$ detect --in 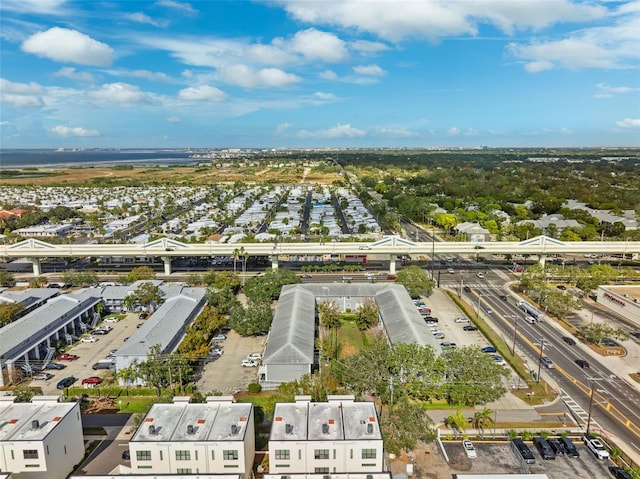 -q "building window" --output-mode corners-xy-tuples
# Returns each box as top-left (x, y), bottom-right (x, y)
(175, 450), (191, 461)
(315, 467), (330, 473)
(275, 449), (290, 460)
(177, 468), (192, 474)
(315, 449), (330, 460)
(223, 450), (238, 460)
(23, 450), (39, 460)
(362, 449), (377, 459)
(211, 451), (215, 460)
(136, 450), (152, 461)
